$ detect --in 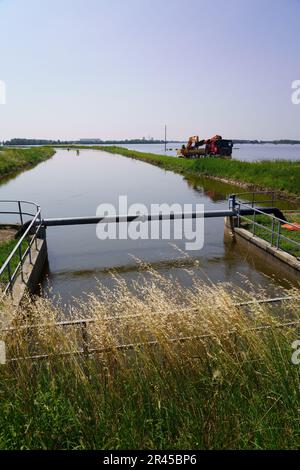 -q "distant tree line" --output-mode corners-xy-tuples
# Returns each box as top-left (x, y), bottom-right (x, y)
(2, 138), (167, 146)
(2, 138), (300, 146)
(233, 139), (300, 144)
